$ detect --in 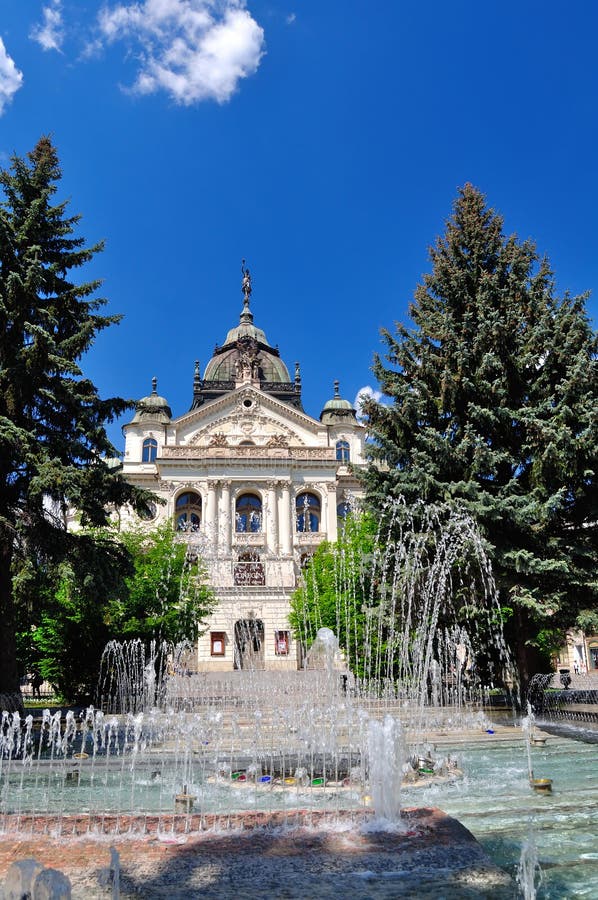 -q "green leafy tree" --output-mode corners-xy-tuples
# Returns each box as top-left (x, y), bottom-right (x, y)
(361, 185), (598, 688)
(109, 523), (215, 644)
(291, 503), (507, 689)
(31, 525), (215, 703)
(289, 511), (376, 676)
(0, 138), (149, 710)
